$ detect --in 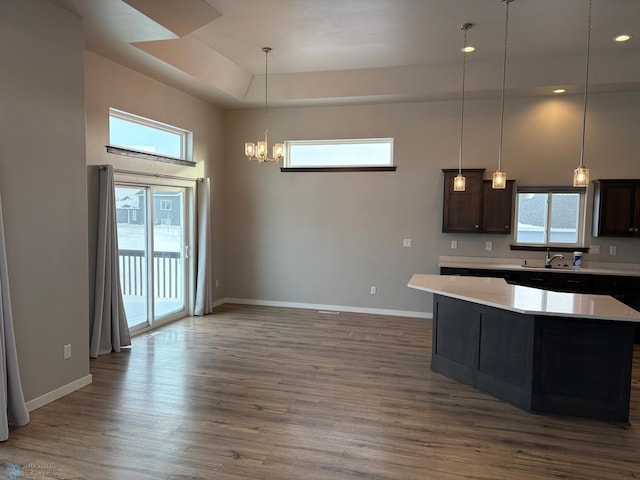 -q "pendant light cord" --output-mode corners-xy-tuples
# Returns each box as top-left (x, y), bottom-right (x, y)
(498, 0), (511, 172)
(459, 25), (470, 176)
(579, 0), (592, 169)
